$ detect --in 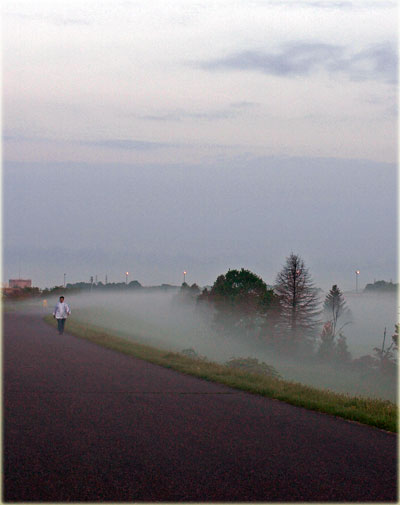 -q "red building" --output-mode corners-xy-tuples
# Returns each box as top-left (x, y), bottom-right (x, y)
(9, 279), (32, 289)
